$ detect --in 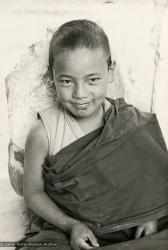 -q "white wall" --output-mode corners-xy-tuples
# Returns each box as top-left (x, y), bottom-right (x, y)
(152, 6), (168, 146)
